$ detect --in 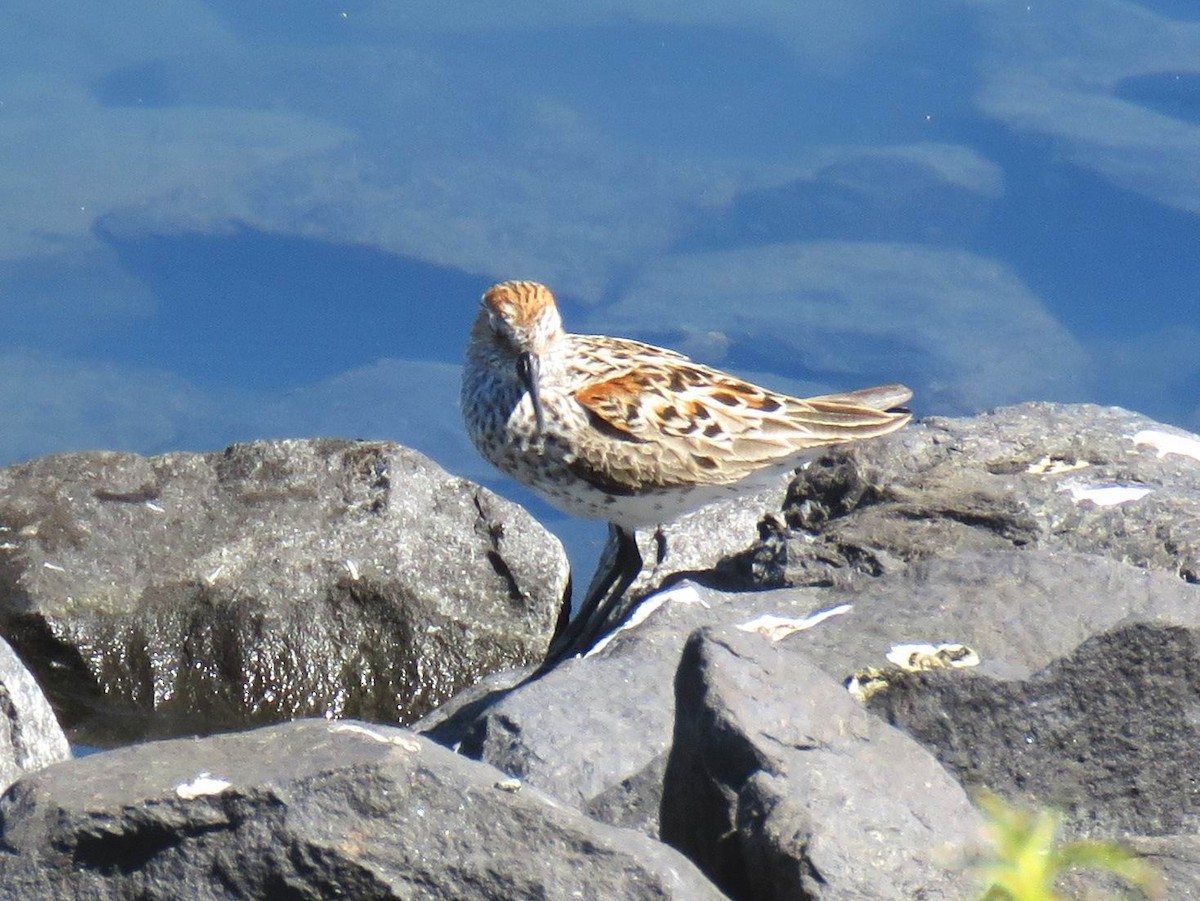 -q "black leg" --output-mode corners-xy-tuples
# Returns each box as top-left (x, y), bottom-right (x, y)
(653, 526), (668, 567)
(533, 524), (644, 676)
